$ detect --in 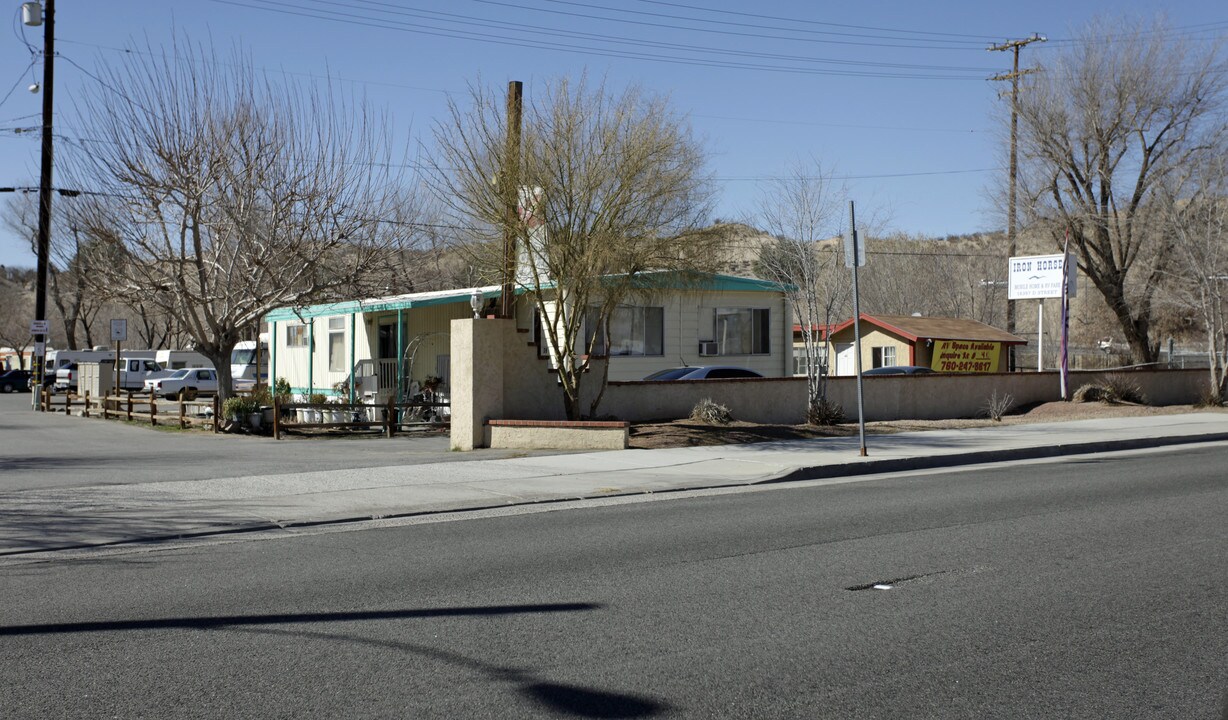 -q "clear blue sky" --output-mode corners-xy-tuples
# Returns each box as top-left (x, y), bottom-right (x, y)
(1, 0), (1224, 267)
